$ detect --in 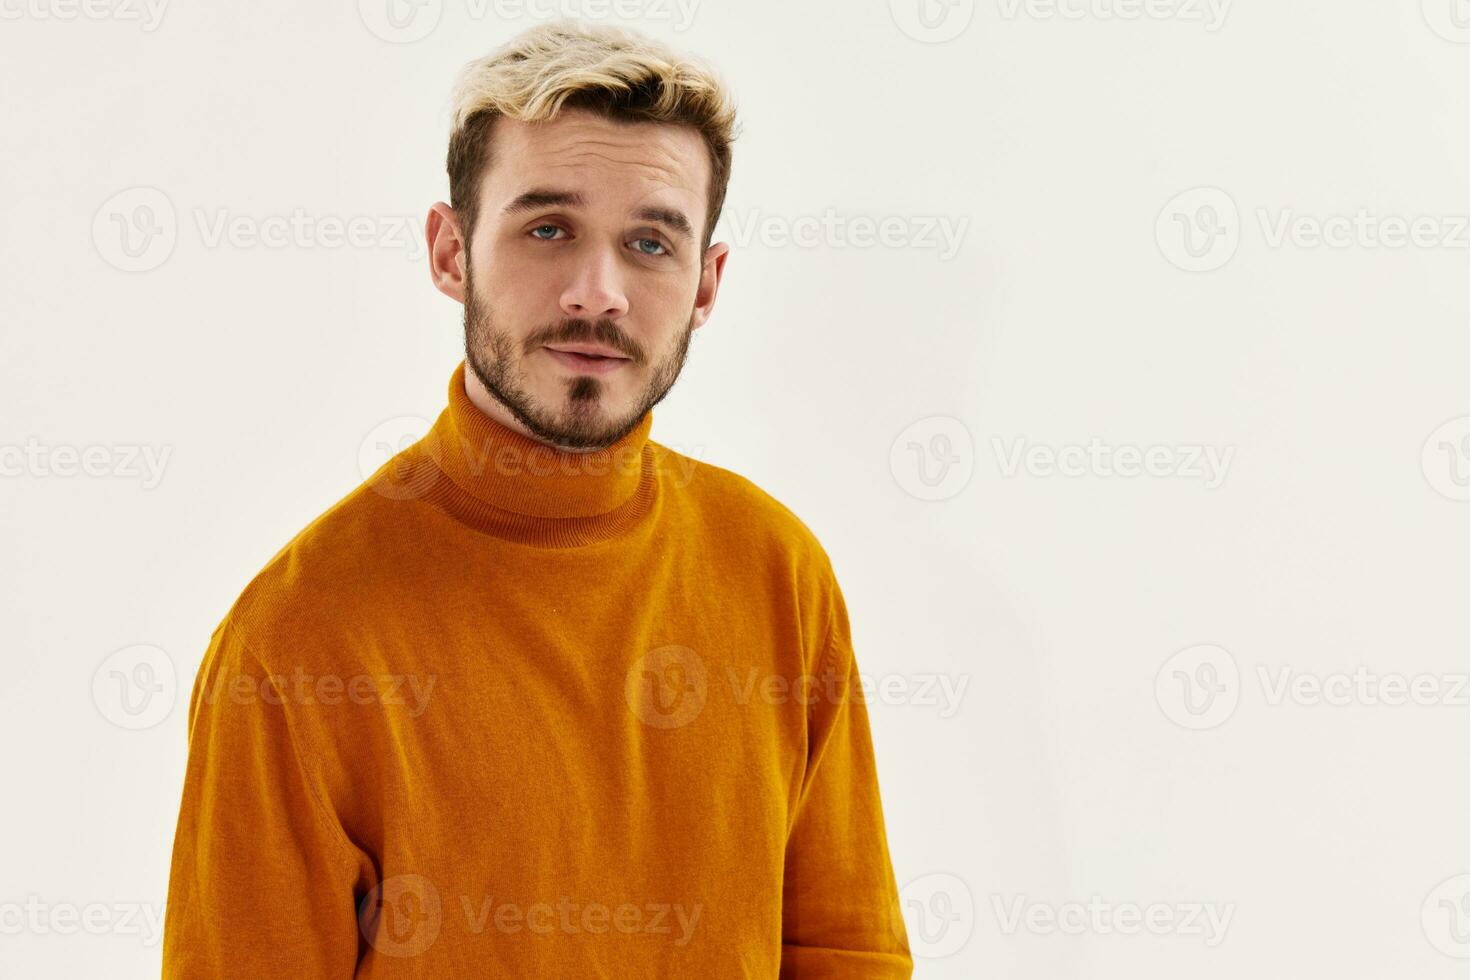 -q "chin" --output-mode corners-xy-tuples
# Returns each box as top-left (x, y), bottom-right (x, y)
(534, 381), (619, 414)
